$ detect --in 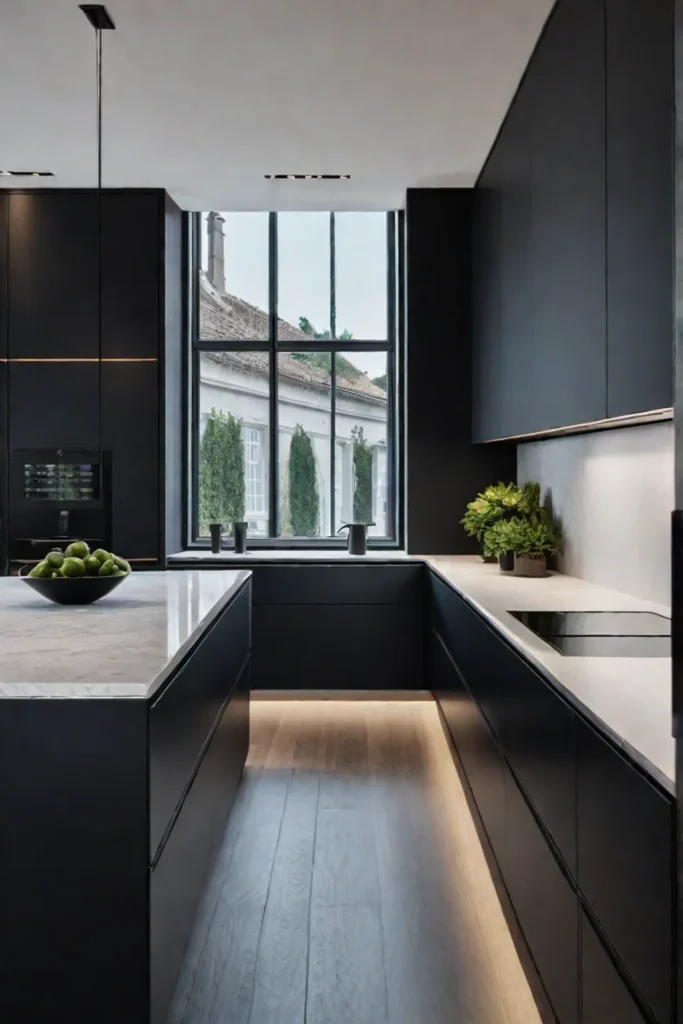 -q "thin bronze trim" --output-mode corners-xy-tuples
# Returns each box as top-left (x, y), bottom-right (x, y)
(0, 357), (158, 363)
